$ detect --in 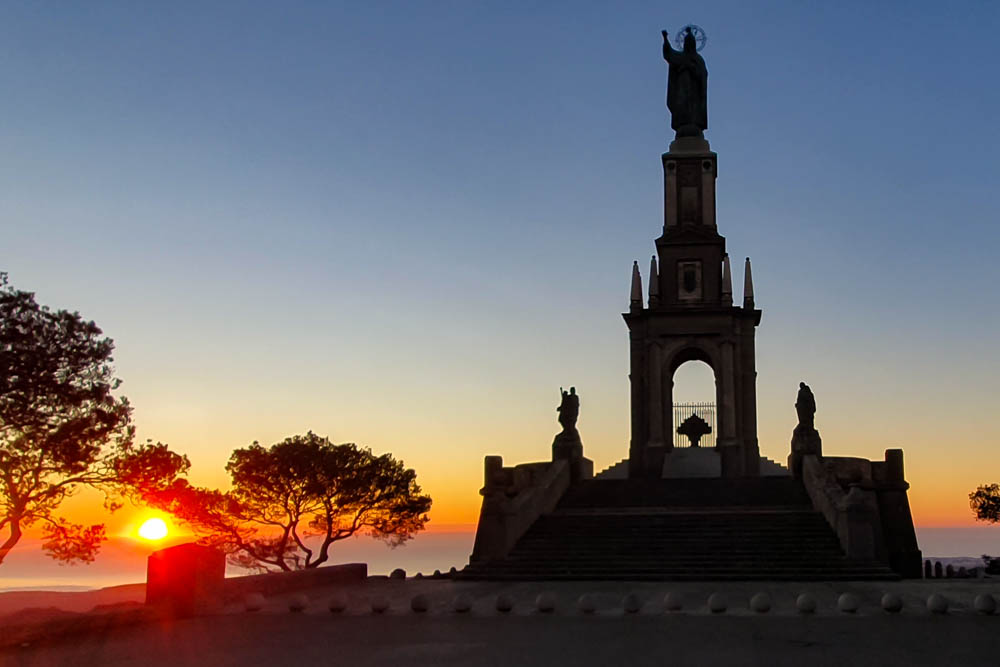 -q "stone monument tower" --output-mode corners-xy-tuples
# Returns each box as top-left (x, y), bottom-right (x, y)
(625, 28), (761, 479)
(463, 27), (921, 580)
